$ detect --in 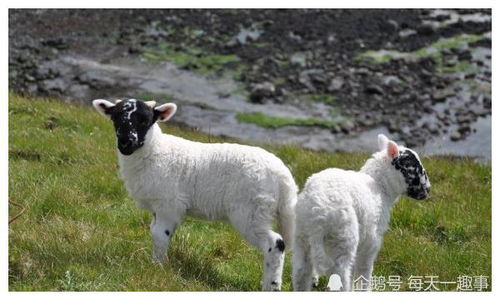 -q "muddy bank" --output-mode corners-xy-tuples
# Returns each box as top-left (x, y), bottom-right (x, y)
(9, 9), (491, 161)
